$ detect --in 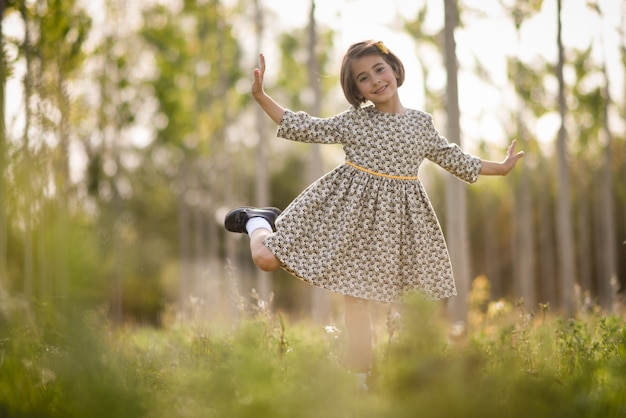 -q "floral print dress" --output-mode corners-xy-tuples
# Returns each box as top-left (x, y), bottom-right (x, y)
(263, 105), (482, 303)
